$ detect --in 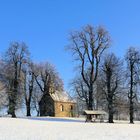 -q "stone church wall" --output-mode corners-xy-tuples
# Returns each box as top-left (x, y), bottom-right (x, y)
(54, 101), (76, 117)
